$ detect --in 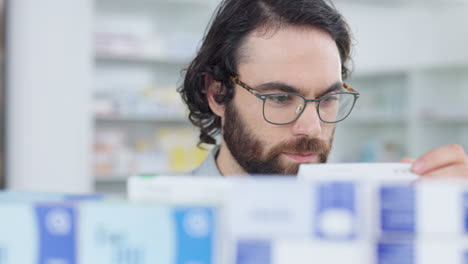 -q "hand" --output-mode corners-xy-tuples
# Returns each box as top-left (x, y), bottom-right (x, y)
(401, 144), (468, 178)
